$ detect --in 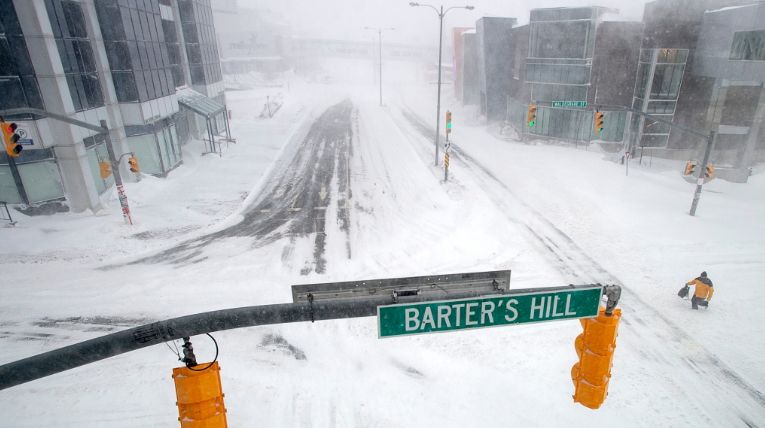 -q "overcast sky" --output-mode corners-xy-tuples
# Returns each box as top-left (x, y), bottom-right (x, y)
(244, 0), (650, 44)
